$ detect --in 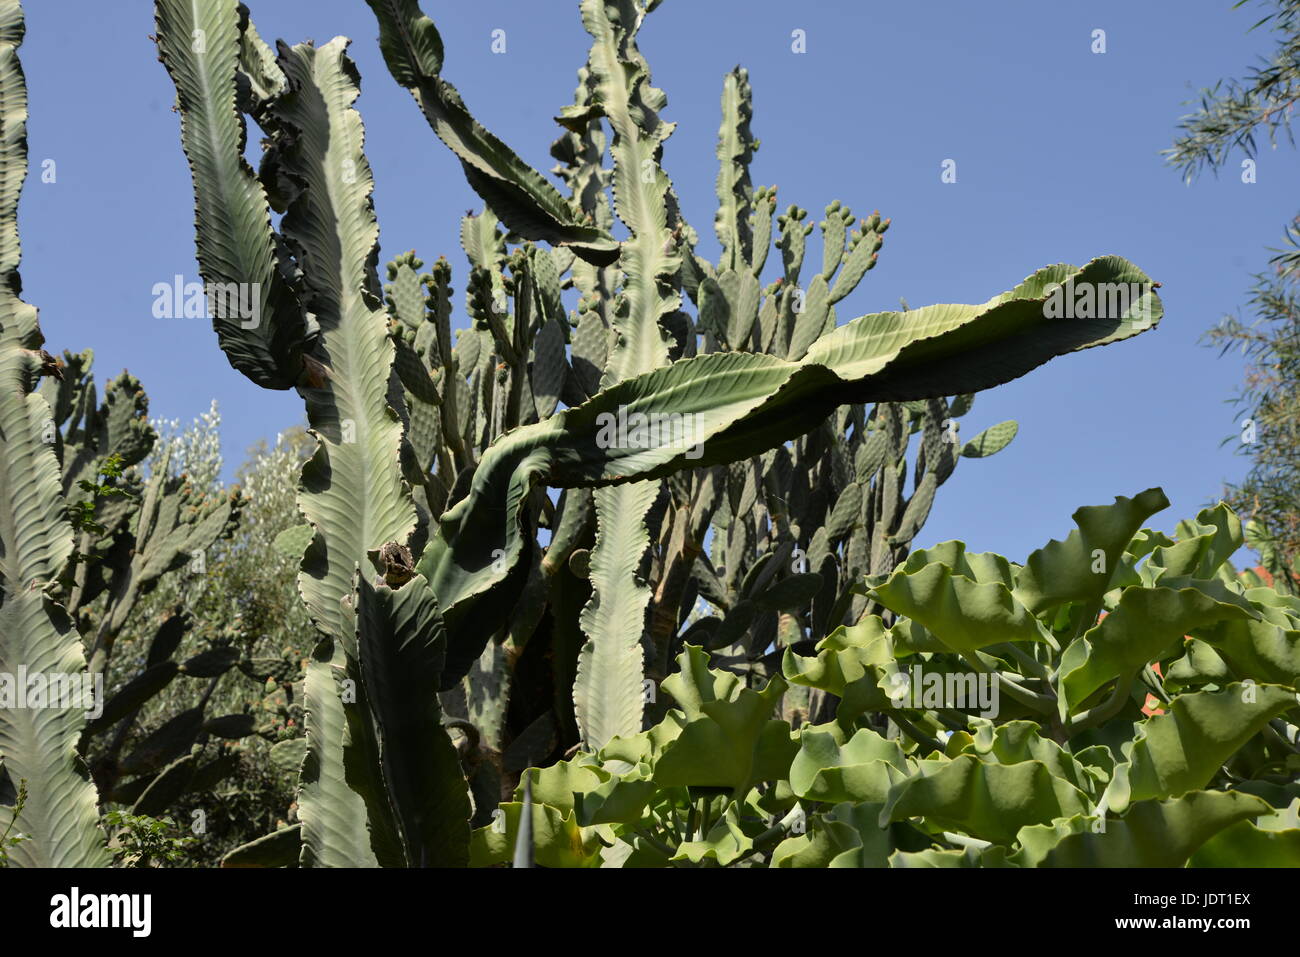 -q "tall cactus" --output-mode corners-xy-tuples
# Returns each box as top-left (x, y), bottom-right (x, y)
(570, 0), (684, 752)
(157, 0), (1163, 866)
(156, 0), (471, 866)
(0, 0), (107, 867)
